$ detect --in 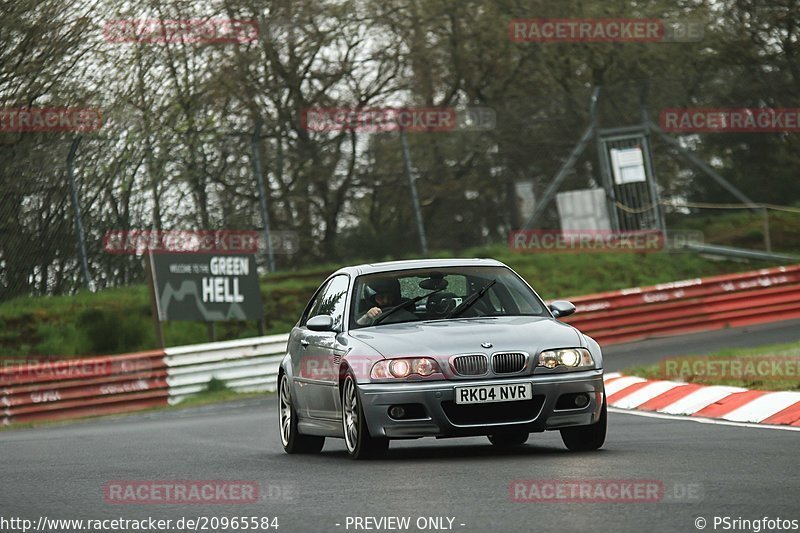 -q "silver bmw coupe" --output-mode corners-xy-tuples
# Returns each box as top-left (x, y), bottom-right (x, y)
(278, 258), (606, 459)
